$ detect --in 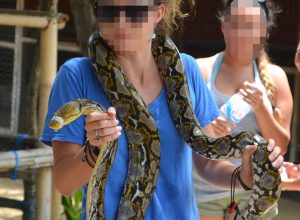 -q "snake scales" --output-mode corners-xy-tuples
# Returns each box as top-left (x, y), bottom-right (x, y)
(49, 31), (281, 220)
